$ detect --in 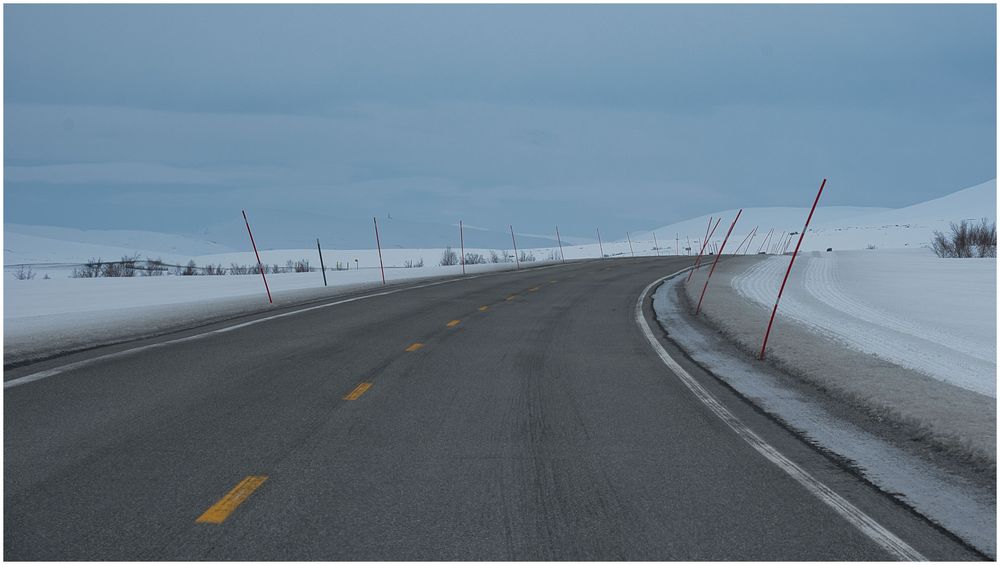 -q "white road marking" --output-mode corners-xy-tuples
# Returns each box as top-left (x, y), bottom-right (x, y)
(5, 261), (575, 389)
(636, 270), (925, 562)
